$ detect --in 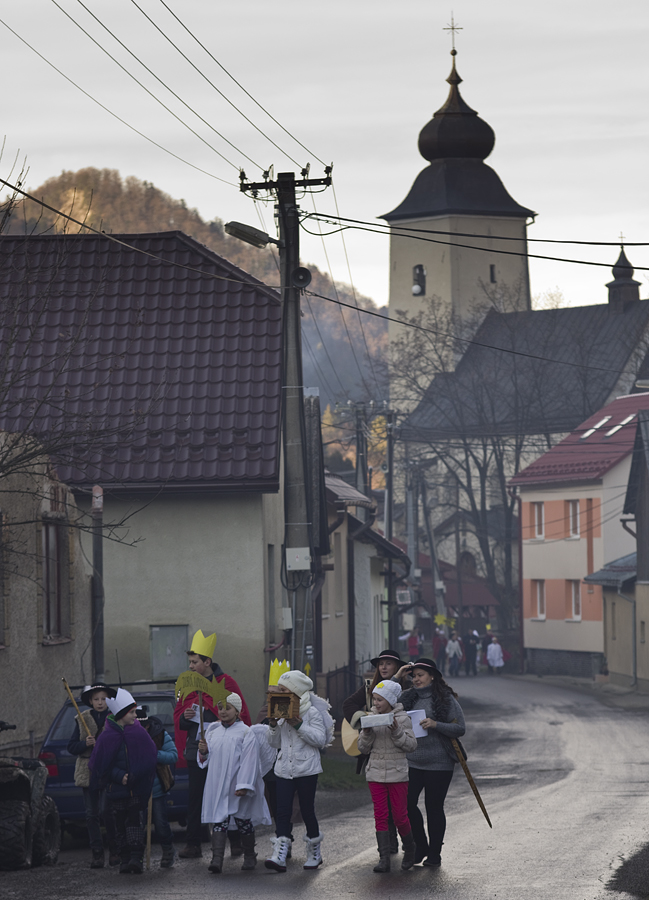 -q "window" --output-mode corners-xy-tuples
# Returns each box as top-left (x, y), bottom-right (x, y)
(42, 520), (70, 640)
(531, 502), (544, 539)
(568, 581), (581, 620)
(489, 264), (497, 283)
(532, 580), (545, 619)
(150, 625), (188, 680)
(567, 500), (580, 538)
